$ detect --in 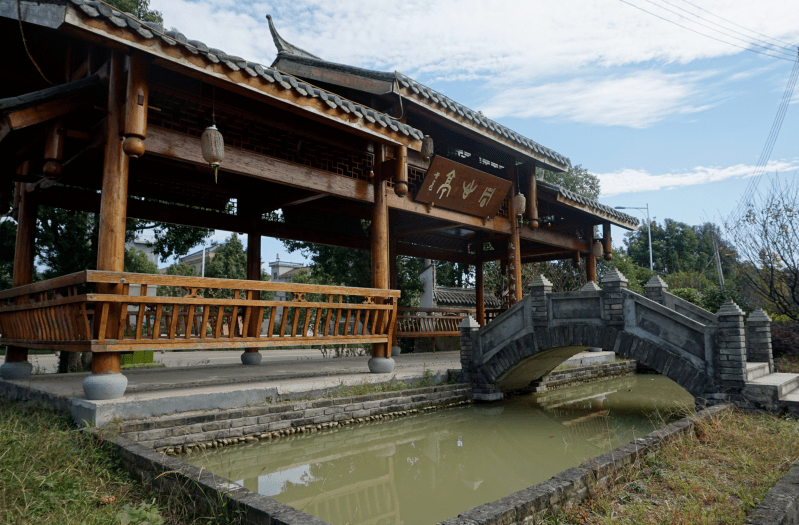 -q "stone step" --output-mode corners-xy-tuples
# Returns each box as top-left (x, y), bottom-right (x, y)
(745, 362), (771, 381)
(746, 373), (799, 399)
